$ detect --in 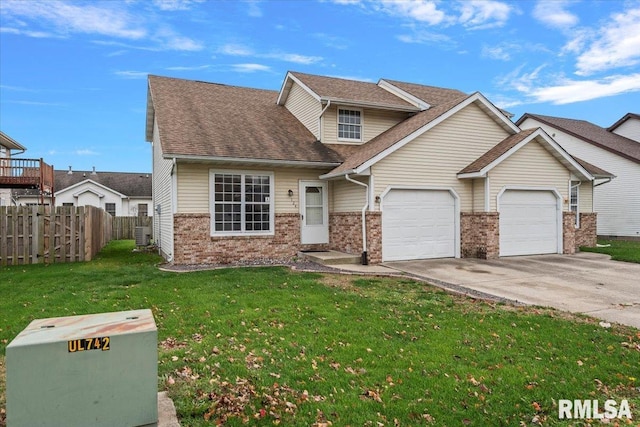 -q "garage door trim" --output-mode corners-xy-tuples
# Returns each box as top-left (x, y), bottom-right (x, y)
(497, 186), (563, 256)
(380, 186), (461, 260)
